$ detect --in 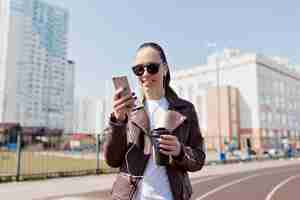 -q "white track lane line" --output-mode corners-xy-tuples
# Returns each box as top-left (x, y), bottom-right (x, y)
(195, 168), (299, 200)
(192, 175), (225, 185)
(195, 174), (260, 200)
(55, 198), (86, 200)
(265, 174), (300, 200)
